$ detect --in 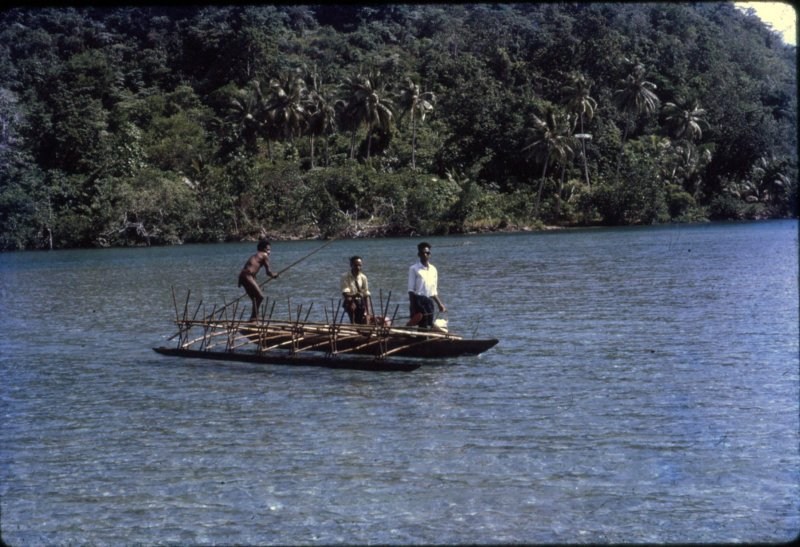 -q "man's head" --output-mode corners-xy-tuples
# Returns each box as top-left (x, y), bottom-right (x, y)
(257, 239), (271, 252)
(417, 242), (431, 263)
(350, 255), (363, 274)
